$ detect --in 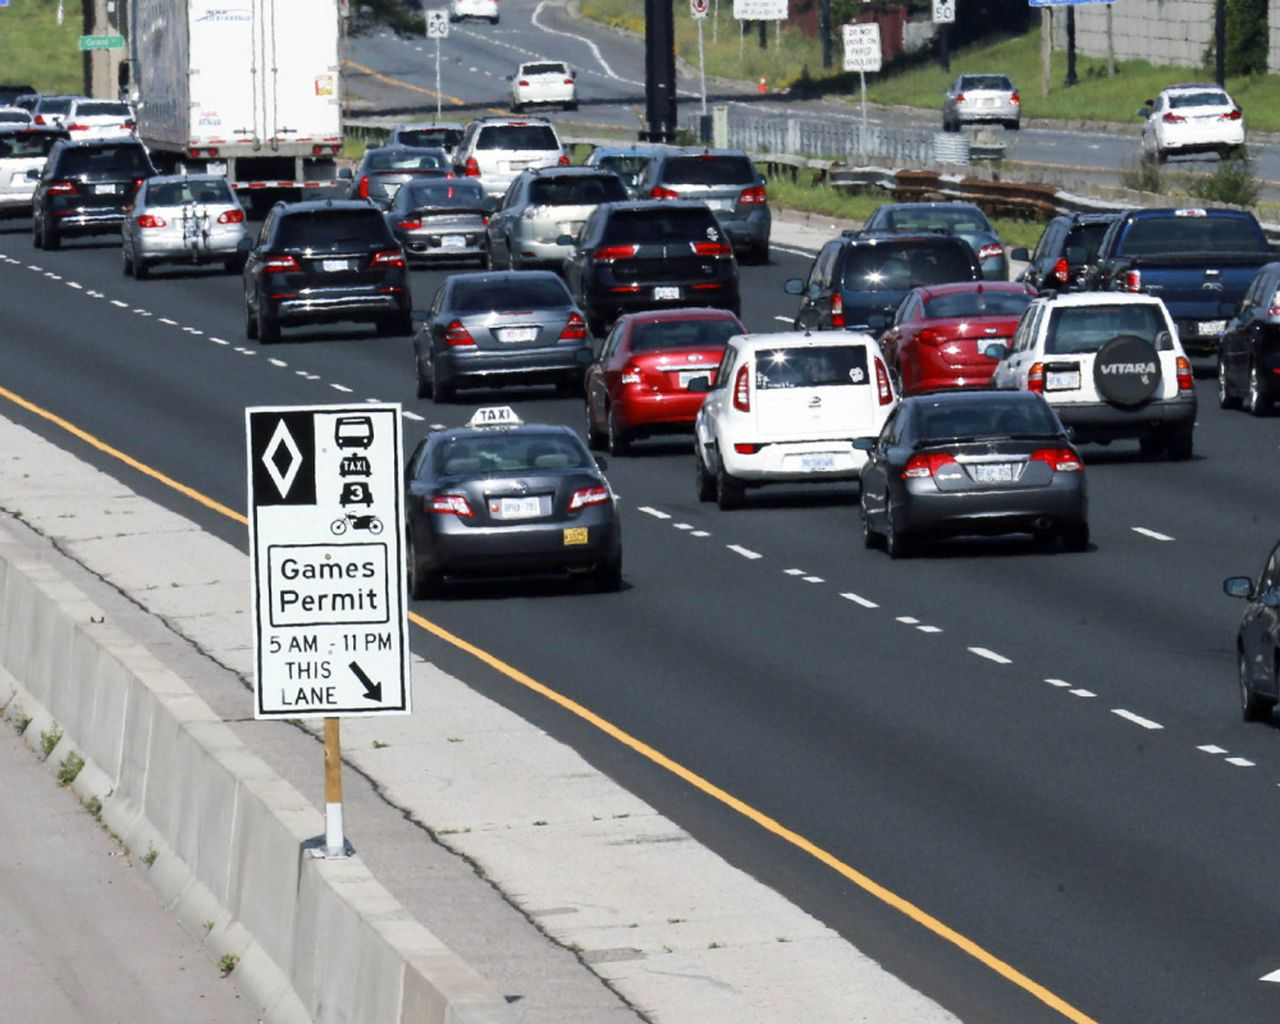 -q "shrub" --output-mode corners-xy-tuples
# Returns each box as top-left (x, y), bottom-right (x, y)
(1188, 148), (1259, 208)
